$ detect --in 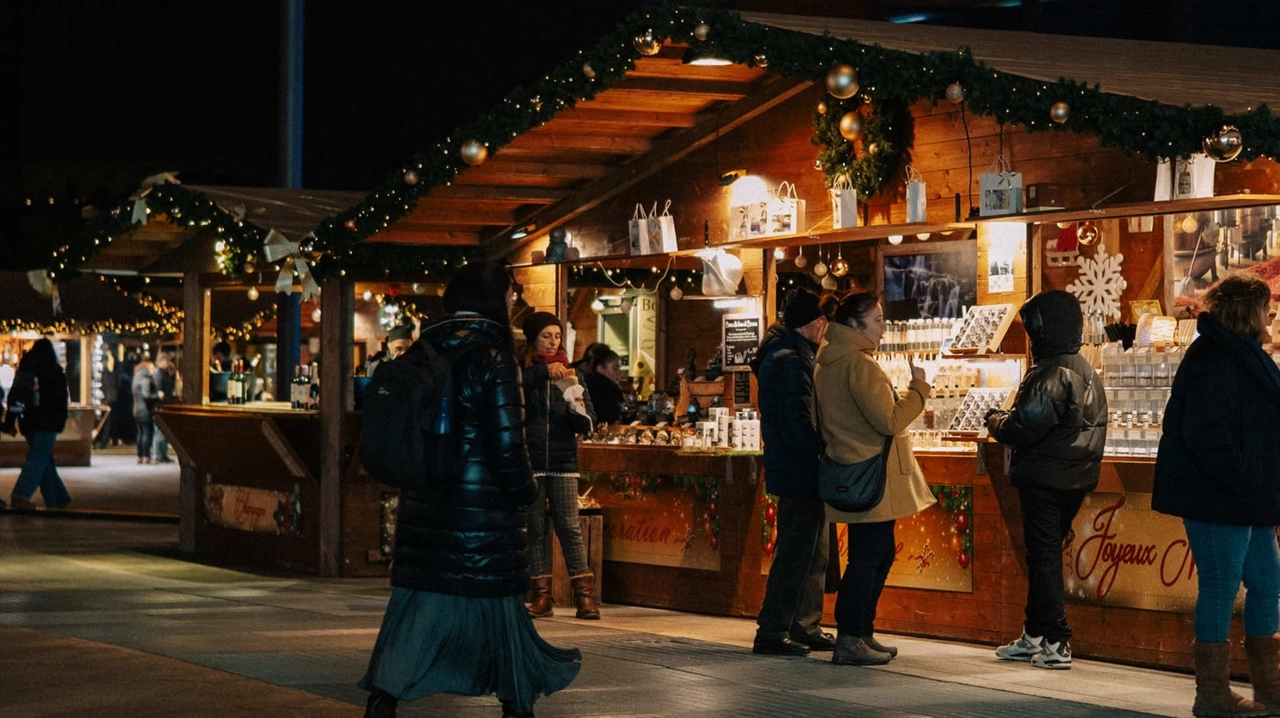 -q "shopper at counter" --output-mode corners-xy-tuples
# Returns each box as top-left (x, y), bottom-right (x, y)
(815, 292), (935, 666)
(131, 357), (158, 465)
(751, 288), (836, 657)
(4, 338), (72, 510)
(360, 262), (581, 718)
(521, 311), (599, 620)
(985, 290), (1107, 671)
(1152, 274), (1280, 717)
(581, 345), (625, 425)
